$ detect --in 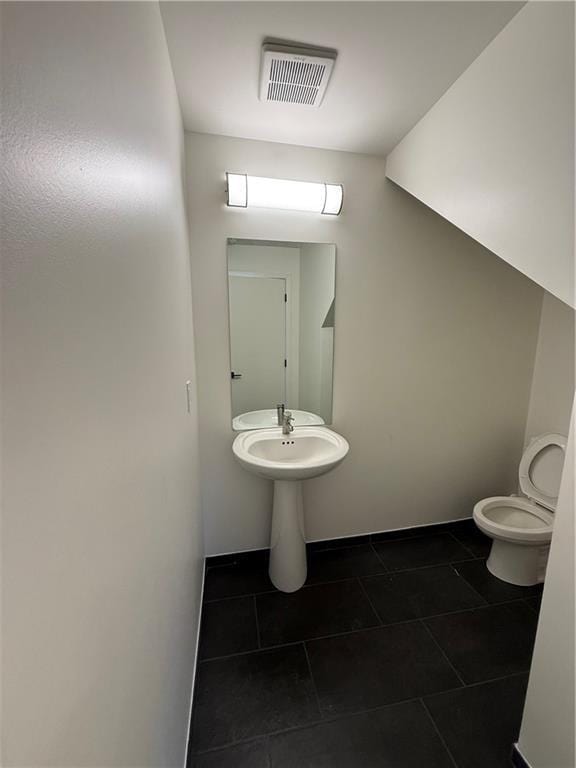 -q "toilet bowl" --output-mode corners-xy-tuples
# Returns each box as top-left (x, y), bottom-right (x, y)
(473, 433), (566, 586)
